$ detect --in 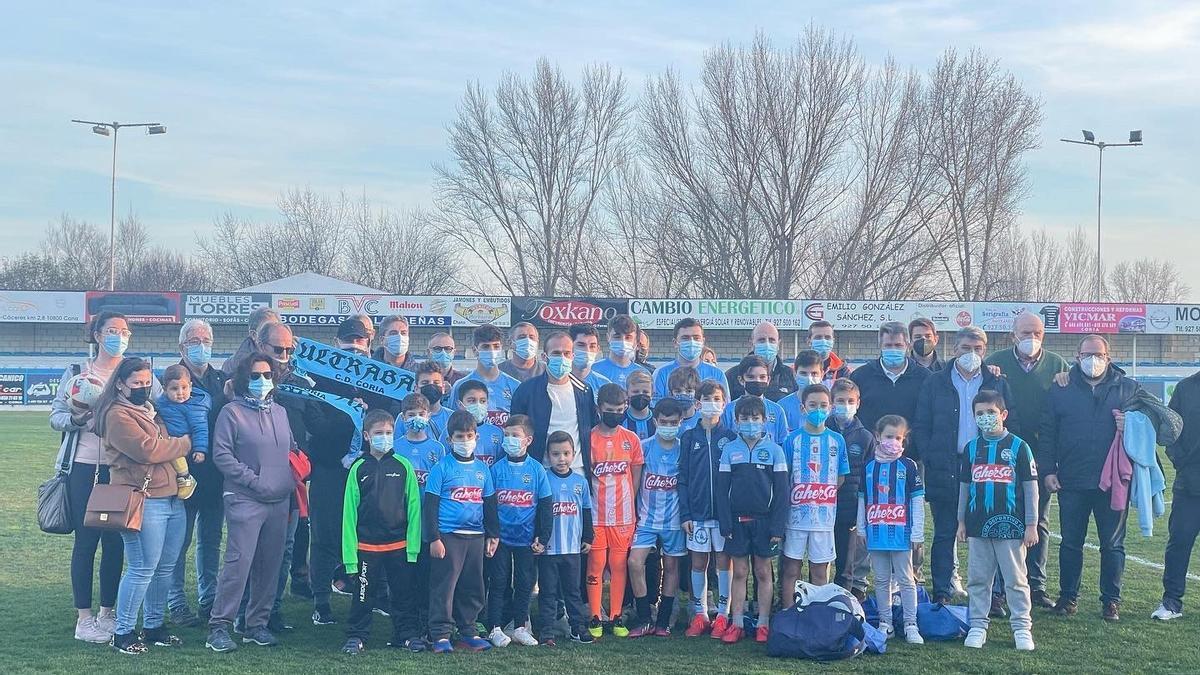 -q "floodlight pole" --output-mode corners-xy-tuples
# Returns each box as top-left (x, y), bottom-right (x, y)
(71, 119), (164, 290)
(1060, 135), (1142, 302)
